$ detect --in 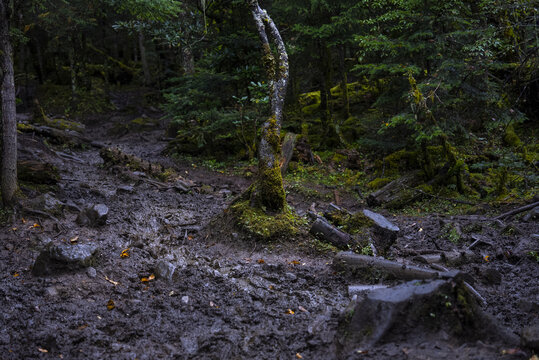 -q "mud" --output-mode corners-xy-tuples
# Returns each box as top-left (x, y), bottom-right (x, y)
(1, 101), (537, 359)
